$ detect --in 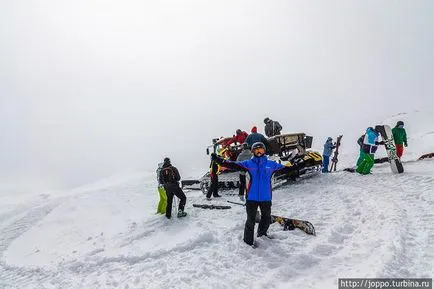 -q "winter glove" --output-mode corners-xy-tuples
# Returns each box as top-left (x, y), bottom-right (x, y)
(404, 142), (408, 147)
